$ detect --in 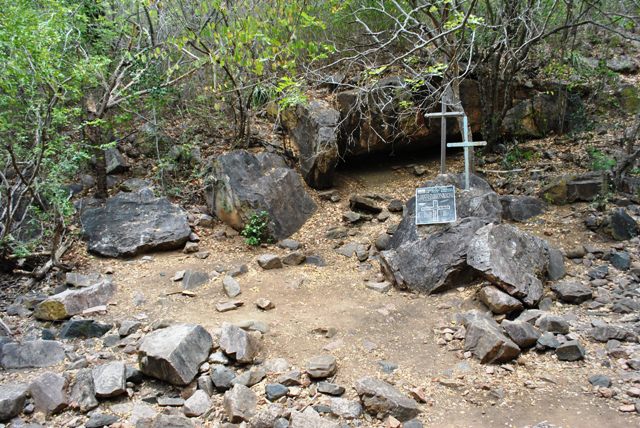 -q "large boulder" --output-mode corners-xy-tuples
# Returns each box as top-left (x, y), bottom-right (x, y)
(281, 100), (340, 189)
(138, 324), (213, 386)
(499, 195), (545, 222)
(33, 279), (116, 321)
(354, 377), (419, 421)
(29, 372), (68, 415)
(81, 189), (191, 257)
(380, 174), (501, 293)
(540, 172), (607, 205)
(205, 151), (317, 240)
(466, 223), (557, 307)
